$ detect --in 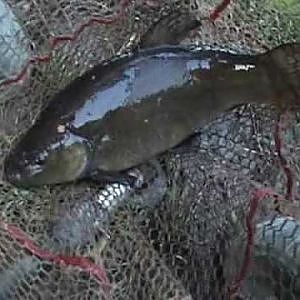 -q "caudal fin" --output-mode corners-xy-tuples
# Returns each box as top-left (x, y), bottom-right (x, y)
(260, 43), (300, 108)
